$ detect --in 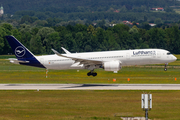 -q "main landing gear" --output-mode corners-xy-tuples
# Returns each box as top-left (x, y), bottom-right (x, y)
(87, 70), (97, 77)
(164, 63), (168, 71)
